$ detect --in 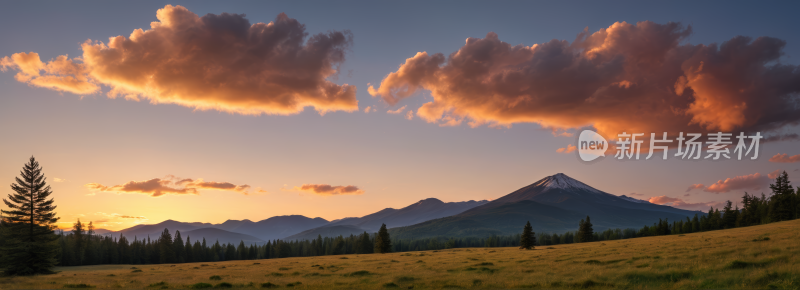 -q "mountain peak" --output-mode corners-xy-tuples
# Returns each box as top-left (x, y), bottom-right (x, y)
(533, 173), (600, 193)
